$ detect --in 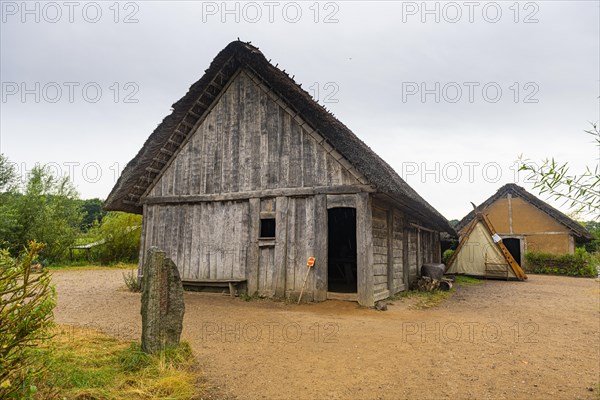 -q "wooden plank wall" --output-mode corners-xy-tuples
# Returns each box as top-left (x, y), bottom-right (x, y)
(256, 196), (320, 298)
(408, 227), (419, 284)
(420, 231), (434, 264)
(392, 211), (405, 292)
(143, 202), (249, 280)
(147, 71), (361, 199)
(371, 206), (389, 298)
(143, 195), (327, 301)
(371, 200), (447, 298)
